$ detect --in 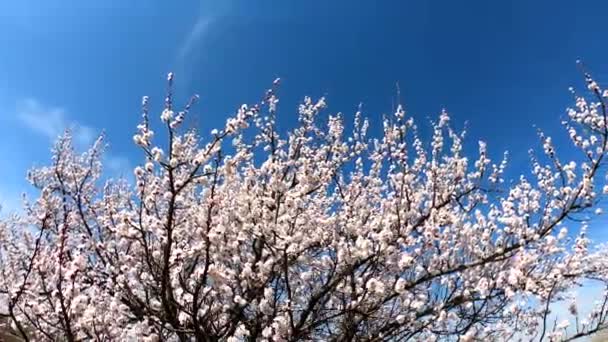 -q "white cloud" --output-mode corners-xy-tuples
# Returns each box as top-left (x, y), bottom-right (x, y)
(176, 16), (213, 62)
(175, 1), (233, 64)
(16, 98), (96, 147)
(16, 98), (133, 178)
